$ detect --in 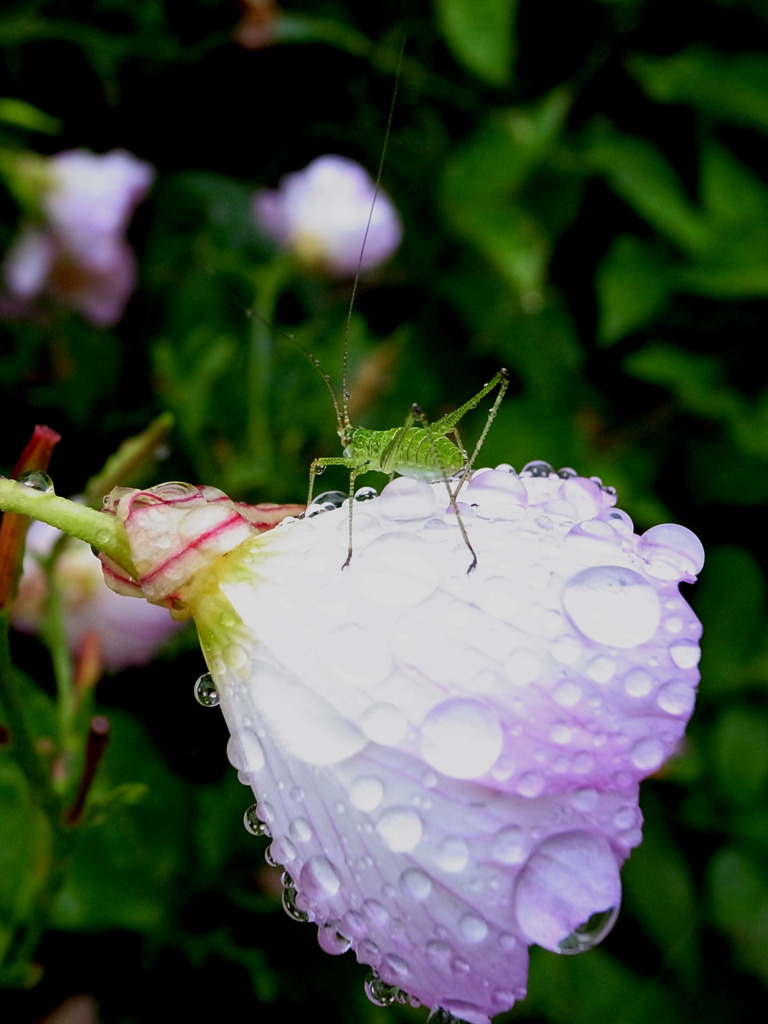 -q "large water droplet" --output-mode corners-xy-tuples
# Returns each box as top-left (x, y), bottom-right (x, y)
(562, 566), (661, 648)
(514, 830), (622, 952)
(193, 672), (219, 707)
(317, 921), (353, 955)
(420, 698), (503, 779)
(299, 856), (341, 901)
(379, 476), (438, 519)
(349, 775), (384, 812)
(464, 469), (528, 519)
(226, 728), (265, 774)
(638, 523), (705, 579)
(357, 534), (440, 608)
(18, 470), (55, 493)
(376, 807), (423, 852)
(555, 905), (620, 954)
(669, 639), (701, 670)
